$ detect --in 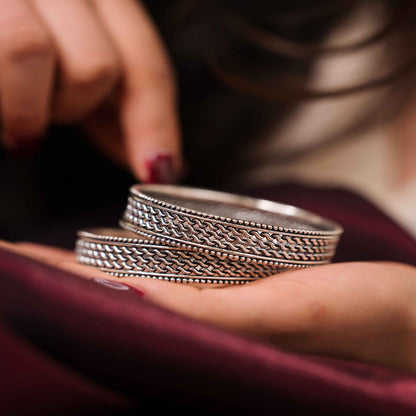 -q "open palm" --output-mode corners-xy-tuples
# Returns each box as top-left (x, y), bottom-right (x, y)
(2, 240), (416, 377)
